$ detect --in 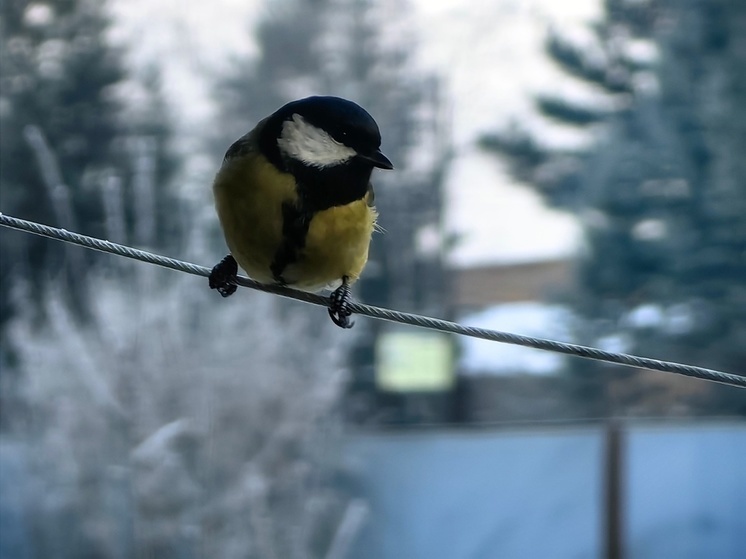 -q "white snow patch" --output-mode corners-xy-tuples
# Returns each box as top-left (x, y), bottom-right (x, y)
(459, 302), (572, 375)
